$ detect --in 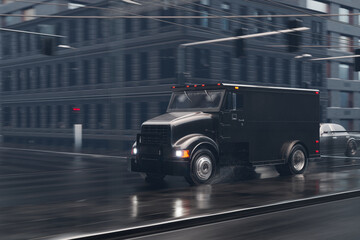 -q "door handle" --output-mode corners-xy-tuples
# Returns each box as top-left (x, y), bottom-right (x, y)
(231, 113), (237, 120)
